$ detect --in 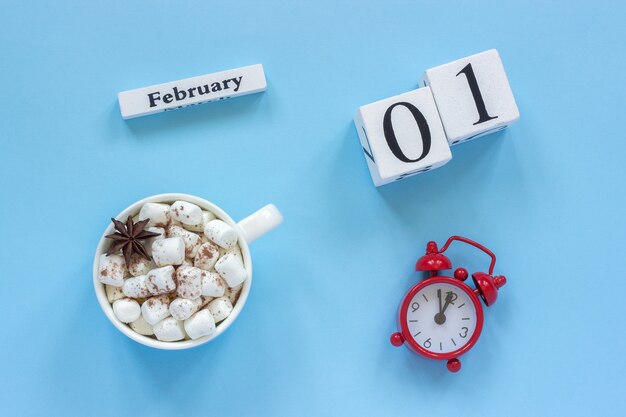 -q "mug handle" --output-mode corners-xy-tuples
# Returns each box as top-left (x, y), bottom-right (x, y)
(237, 204), (283, 244)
